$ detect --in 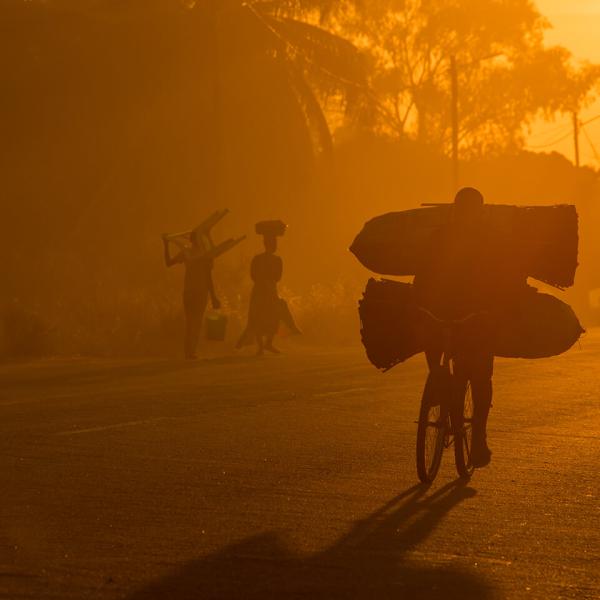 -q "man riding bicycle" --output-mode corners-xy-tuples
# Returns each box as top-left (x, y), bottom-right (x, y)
(413, 187), (527, 468)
